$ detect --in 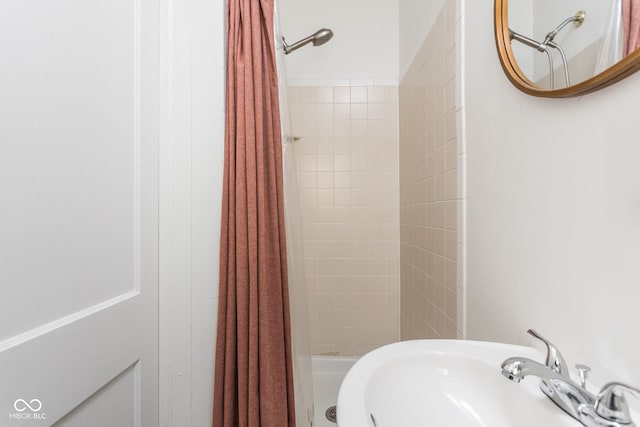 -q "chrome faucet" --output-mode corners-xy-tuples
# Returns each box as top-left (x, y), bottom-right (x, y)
(502, 329), (569, 379)
(501, 329), (639, 427)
